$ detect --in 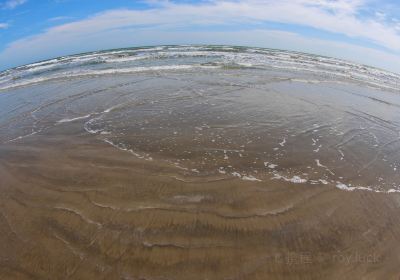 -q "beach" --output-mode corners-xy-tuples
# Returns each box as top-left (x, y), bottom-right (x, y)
(0, 46), (400, 279)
